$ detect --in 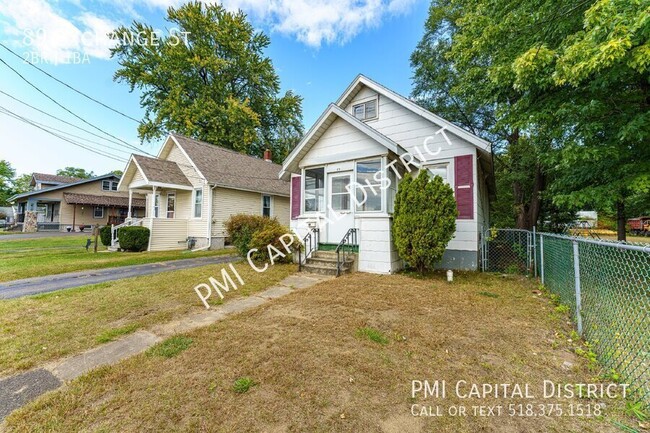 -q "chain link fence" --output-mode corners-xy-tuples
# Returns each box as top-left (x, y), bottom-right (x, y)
(482, 229), (650, 409)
